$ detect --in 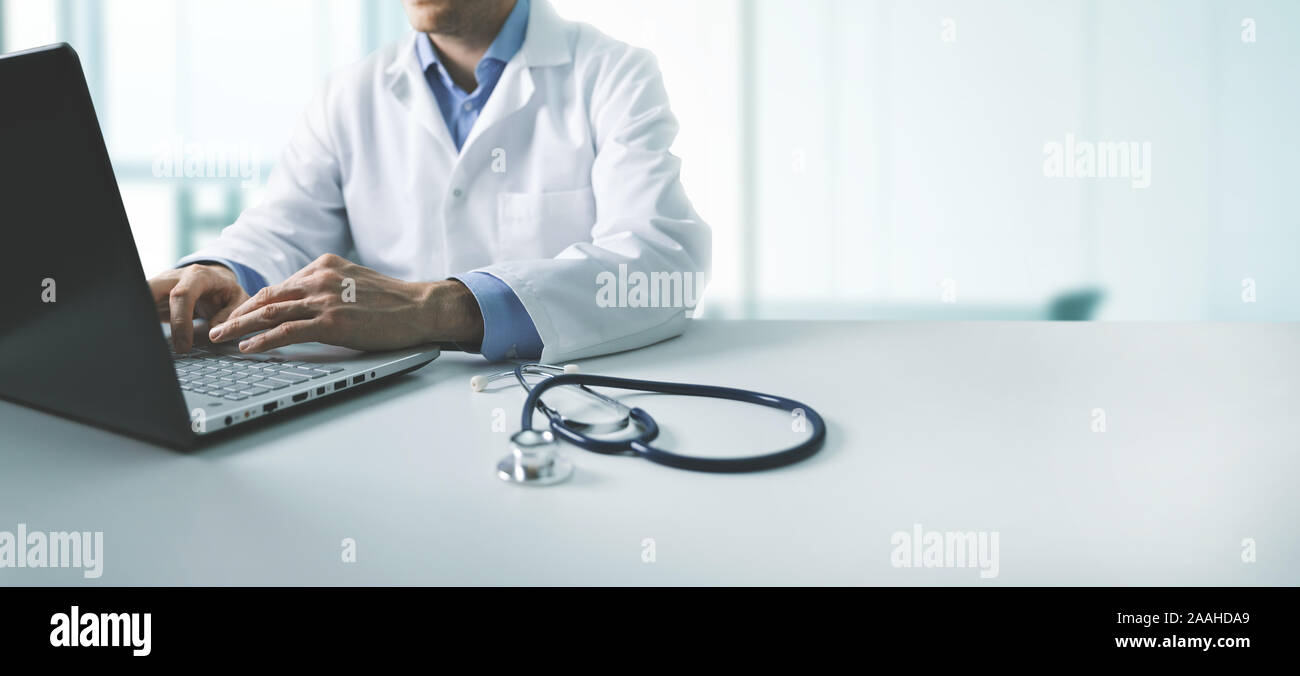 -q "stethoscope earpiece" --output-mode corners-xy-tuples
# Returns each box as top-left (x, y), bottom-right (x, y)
(469, 364), (578, 392)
